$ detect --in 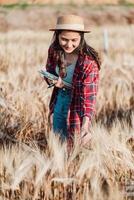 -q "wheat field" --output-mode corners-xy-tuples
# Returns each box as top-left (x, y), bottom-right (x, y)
(0, 25), (134, 199)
